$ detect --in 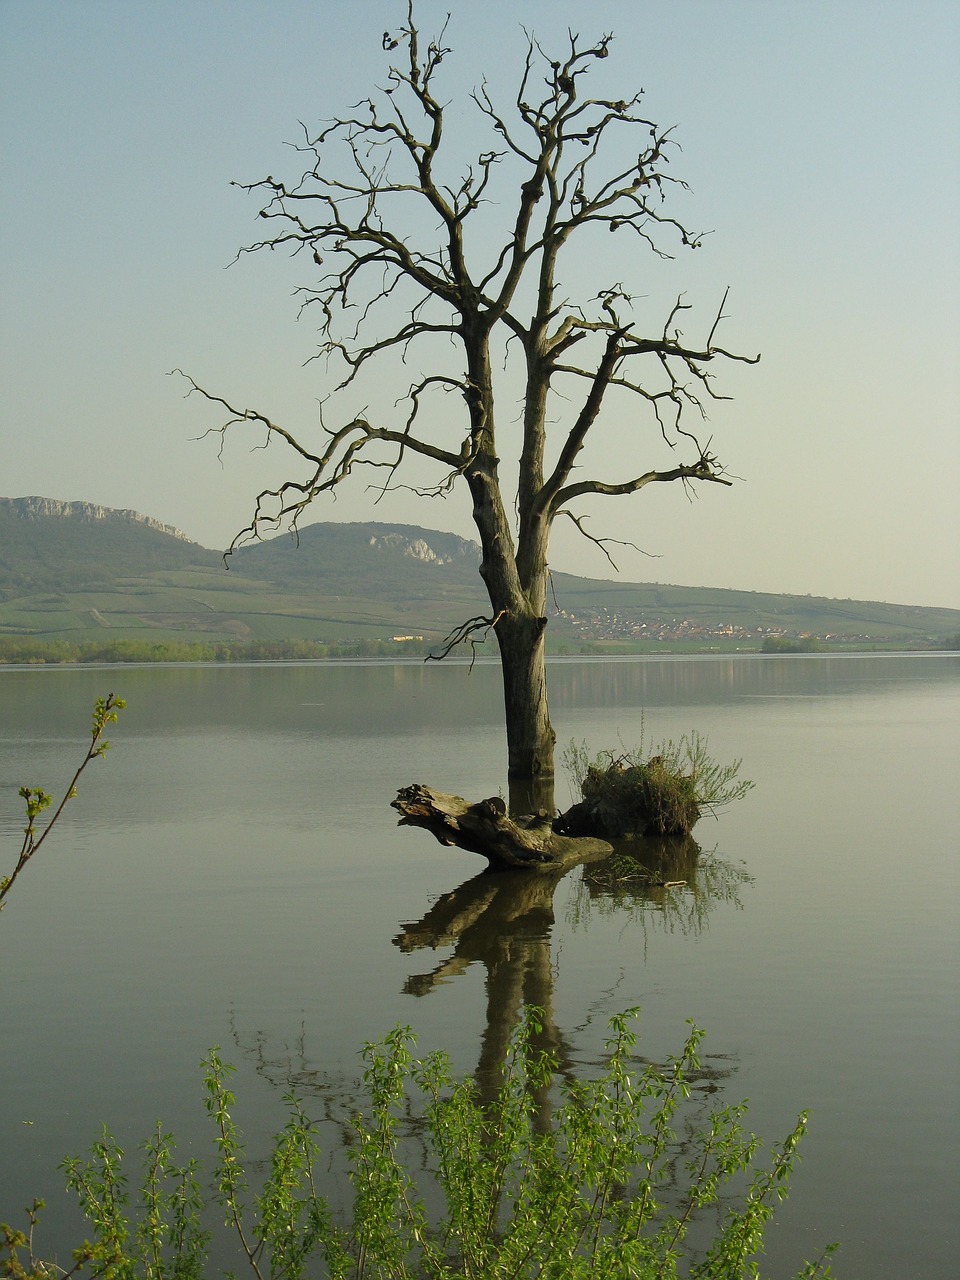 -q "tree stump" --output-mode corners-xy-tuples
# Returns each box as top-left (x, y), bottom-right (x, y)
(392, 783), (612, 872)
